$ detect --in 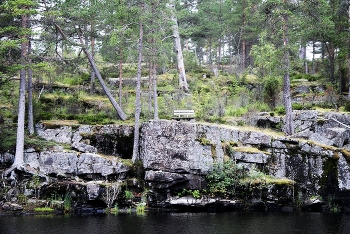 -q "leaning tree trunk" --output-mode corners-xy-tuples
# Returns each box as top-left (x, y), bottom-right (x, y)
(132, 22), (144, 163)
(90, 21), (96, 95)
(119, 50), (123, 107)
(169, 0), (188, 92)
(282, 1), (293, 135)
(27, 39), (34, 135)
(54, 22), (127, 120)
(81, 43), (127, 120)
